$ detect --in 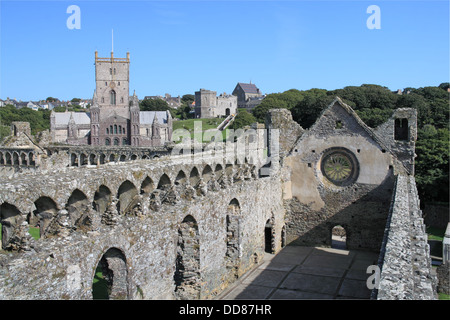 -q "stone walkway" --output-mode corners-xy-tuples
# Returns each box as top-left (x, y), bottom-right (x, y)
(217, 243), (379, 300)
